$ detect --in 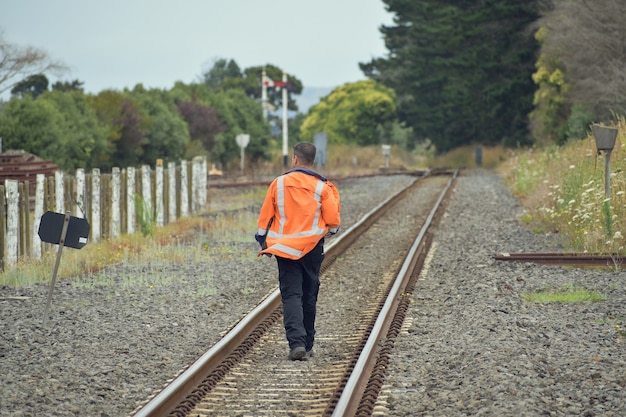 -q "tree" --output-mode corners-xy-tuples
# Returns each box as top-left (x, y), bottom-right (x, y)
(211, 88), (272, 165)
(52, 79), (84, 92)
(0, 32), (67, 95)
(10, 73), (49, 98)
(41, 90), (110, 171)
(361, 0), (540, 152)
(176, 99), (225, 155)
(170, 82), (271, 166)
(0, 95), (64, 159)
(0, 90), (108, 171)
(128, 85), (190, 164)
(201, 58), (242, 90)
(537, 0), (626, 122)
(201, 59), (303, 113)
(300, 80), (397, 146)
(243, 65), (303, 113)
(87, 90), (148, 169)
